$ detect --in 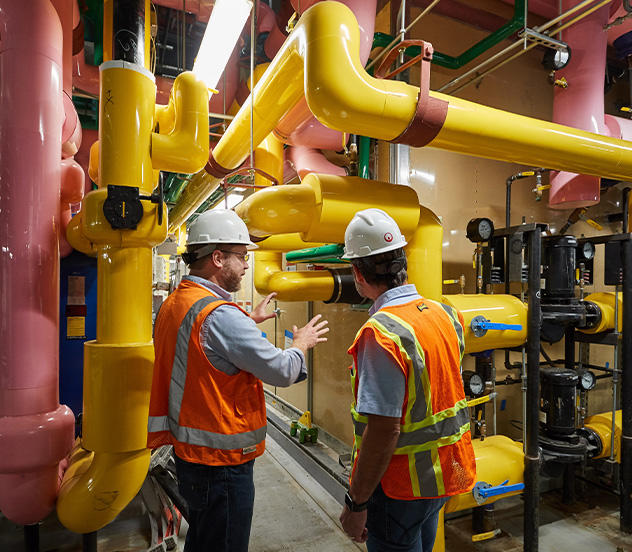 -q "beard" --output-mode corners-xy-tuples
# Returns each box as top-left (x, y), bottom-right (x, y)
(221, 265), (243, 293)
